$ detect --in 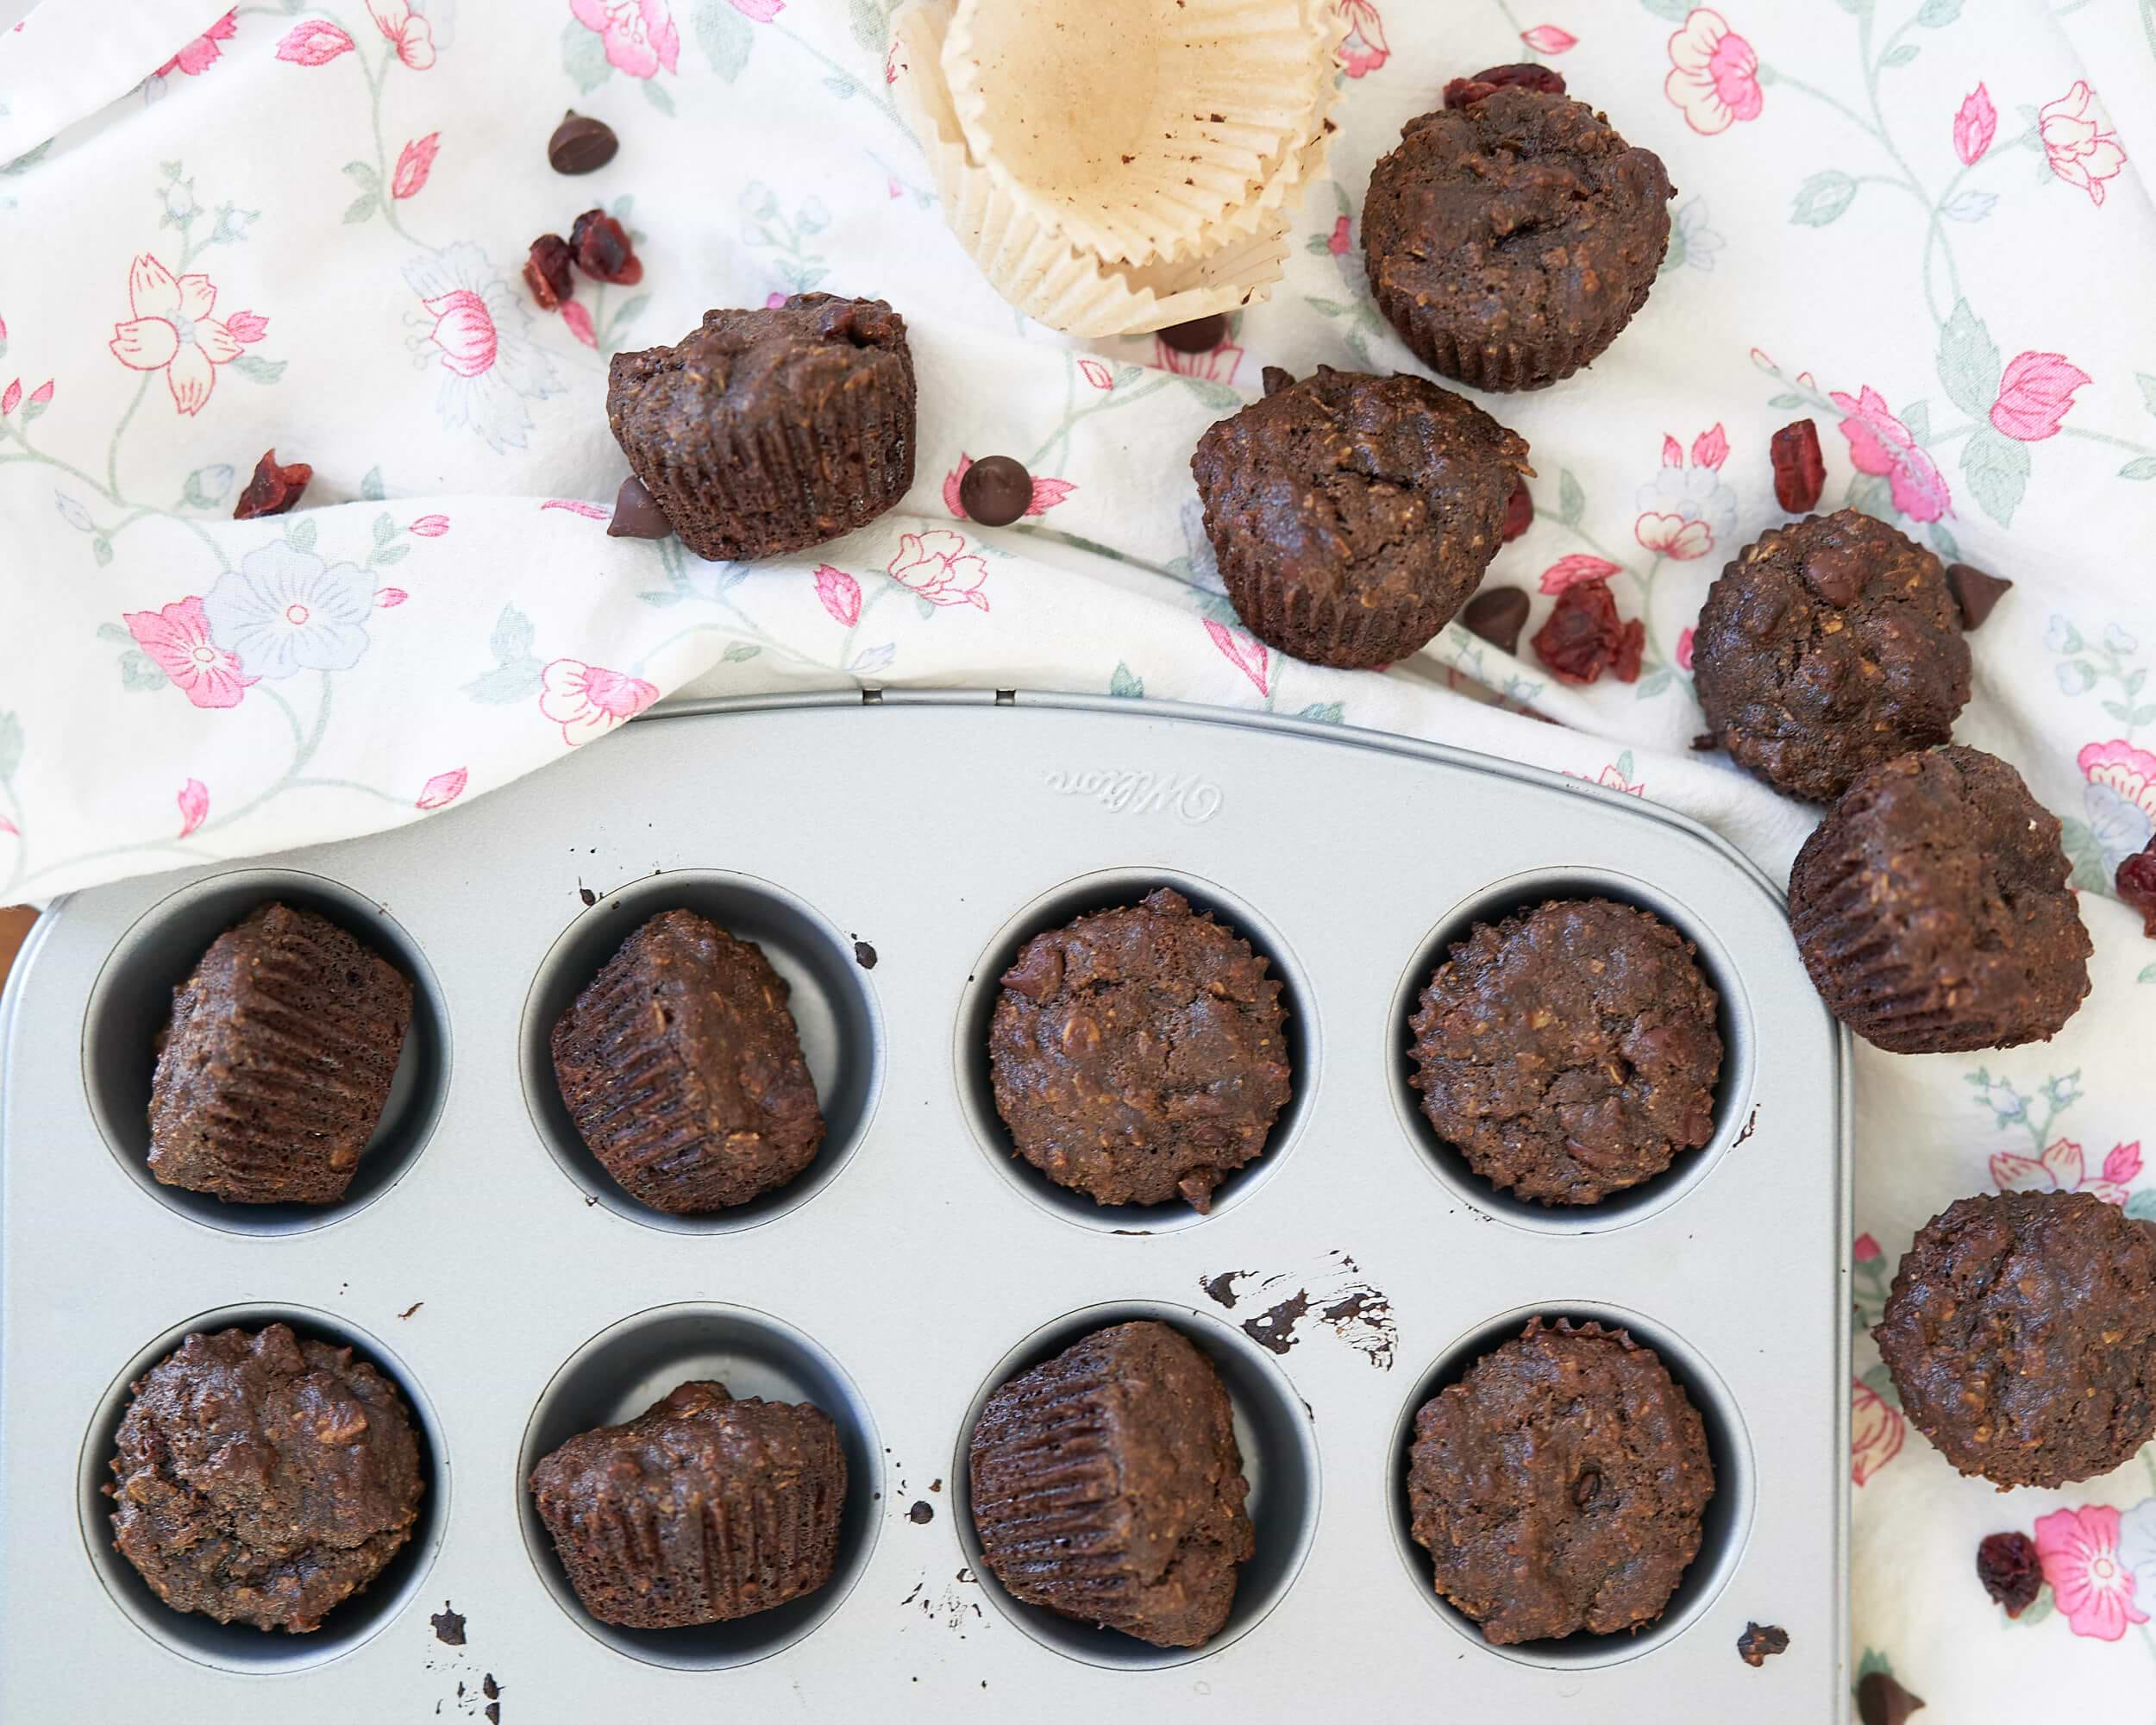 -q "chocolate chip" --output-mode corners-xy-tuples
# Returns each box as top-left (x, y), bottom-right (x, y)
(1260, 365), (1294, 397)
(429, 1603), (466, 1646)
(1945, 561), (2012, 630)
(548, 110), (618, 175)
(523, 234), (574, 310)
(482, 1675), (498, 1700)
(853, 940), (878, 969)
(1735, 1622), (1789, 1666)
(606, 473), (672, 539)
(1802, 544), (1865, 607)
(233, 449), (311, 519)
(1856, 1671), (1925, 1725)
(907, 1500), (934, 1523)
(1458, 585), (1530, 654)
(1157, 313), (1227, 354)
(958, 455), (1032, 527)
(578, 886), (598, 907)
